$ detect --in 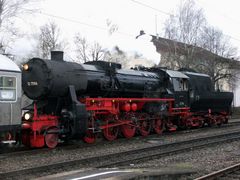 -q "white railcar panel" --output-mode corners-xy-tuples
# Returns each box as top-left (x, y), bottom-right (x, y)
(0, 54), (20, 72)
